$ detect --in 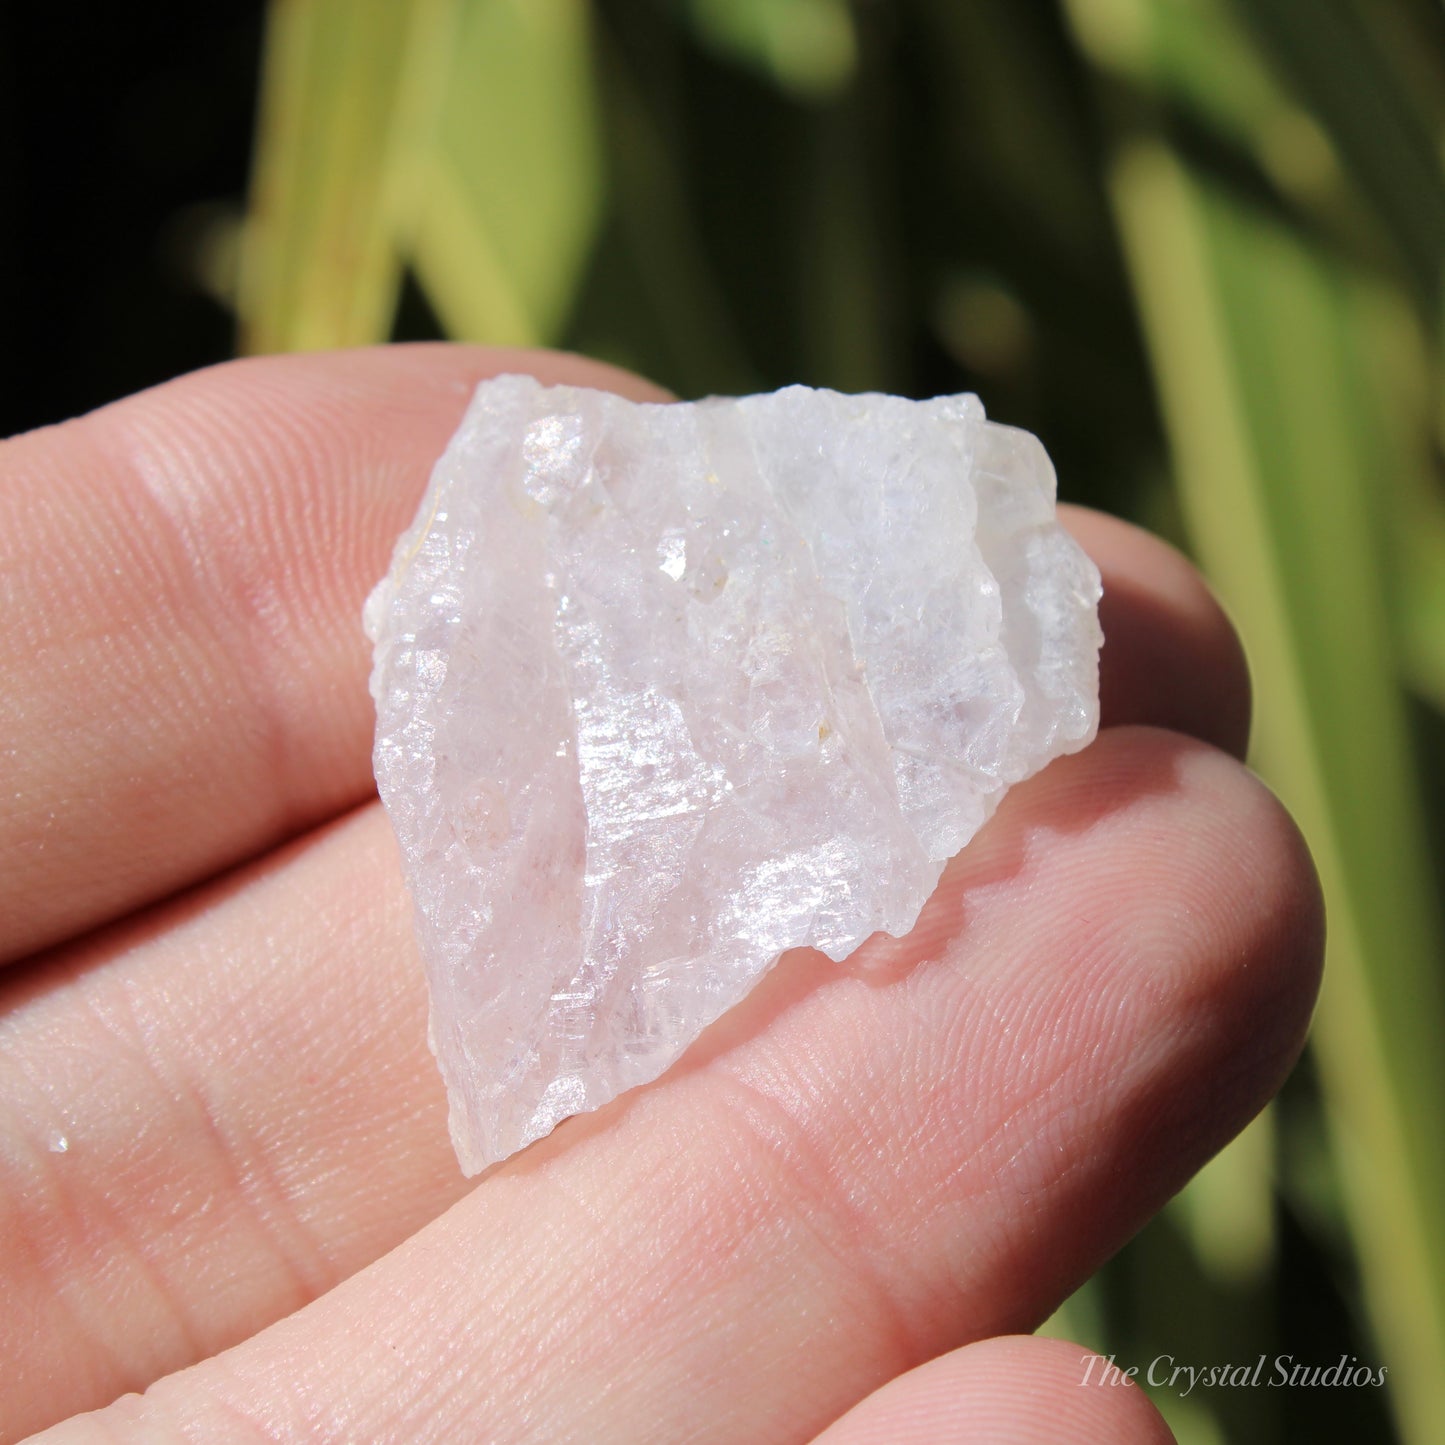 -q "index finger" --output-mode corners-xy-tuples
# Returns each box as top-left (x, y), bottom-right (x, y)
(0, 345), (672, 963)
